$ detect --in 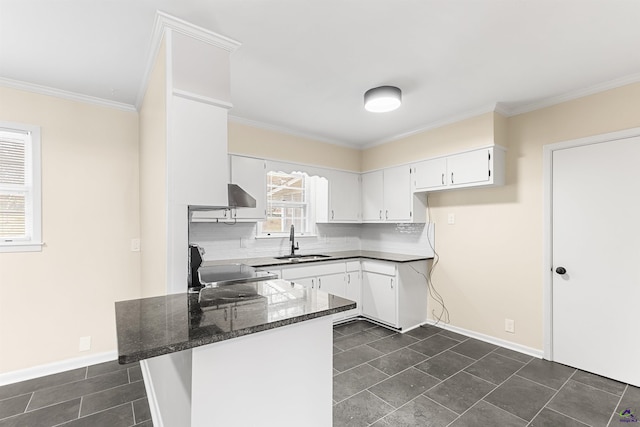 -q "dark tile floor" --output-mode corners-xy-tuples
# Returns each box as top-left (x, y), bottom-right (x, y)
(1, 320), (638, 427)
(333, 320), (640, 427)
(0, 360), (151, 427)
